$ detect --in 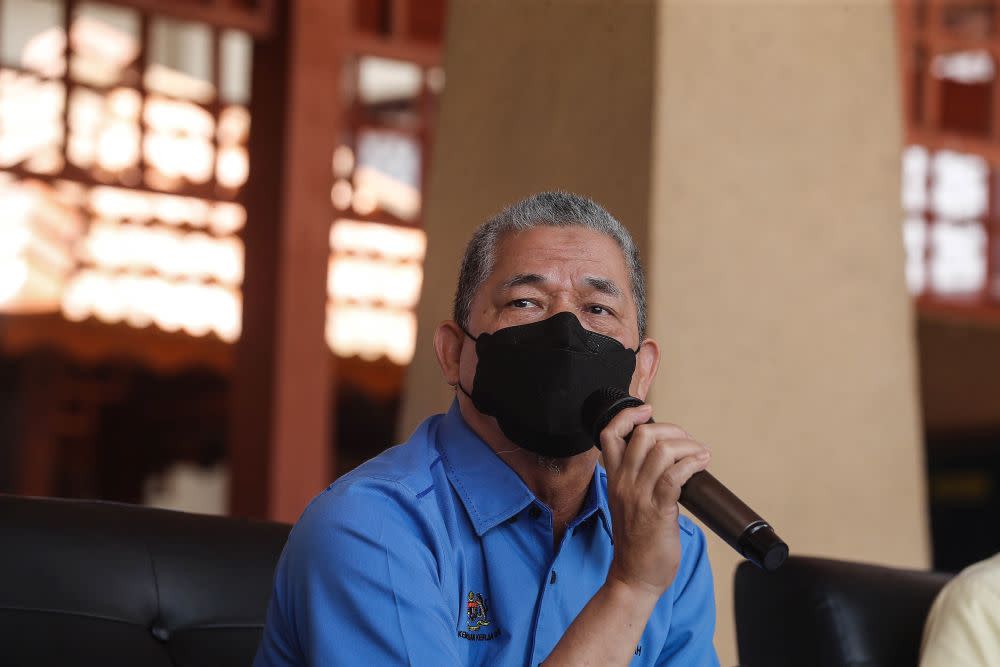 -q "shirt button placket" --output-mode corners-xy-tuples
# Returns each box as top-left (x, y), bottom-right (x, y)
(530, 502), (559, 667)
